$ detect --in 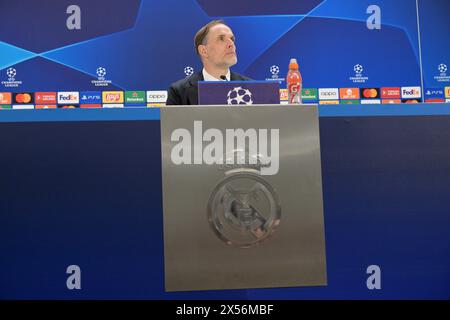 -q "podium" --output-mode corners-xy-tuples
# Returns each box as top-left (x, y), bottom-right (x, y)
(160, 105), (326, 291)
